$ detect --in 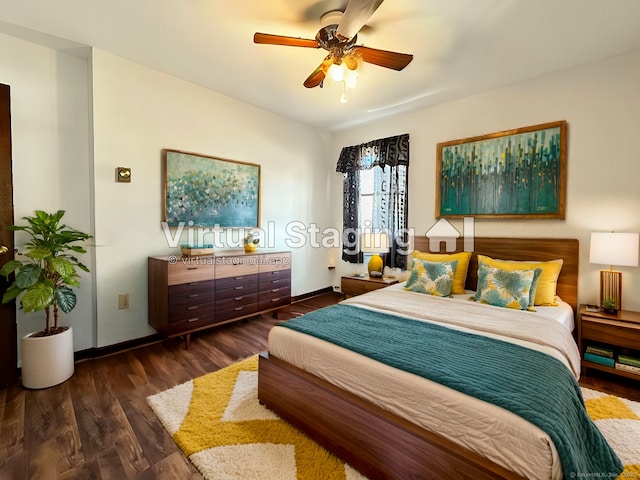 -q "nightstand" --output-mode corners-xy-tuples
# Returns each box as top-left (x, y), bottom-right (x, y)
(341, 275), (399, 298)
(578, 304), (640, 380)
